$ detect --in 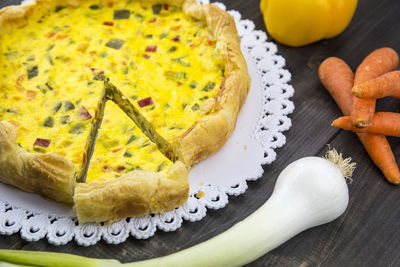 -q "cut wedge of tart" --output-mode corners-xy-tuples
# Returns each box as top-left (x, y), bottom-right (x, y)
(0, 0), (250, 223)
(74, 101), (188, 224)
